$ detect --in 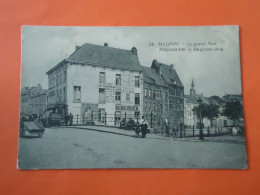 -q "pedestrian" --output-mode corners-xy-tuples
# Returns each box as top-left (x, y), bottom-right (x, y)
(140, 116), (148, 138)
(135, 122), (140, 137)
(69, 113), (73, 126)
(65, 114), (69, 126)
(163, 118), (169, 135)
